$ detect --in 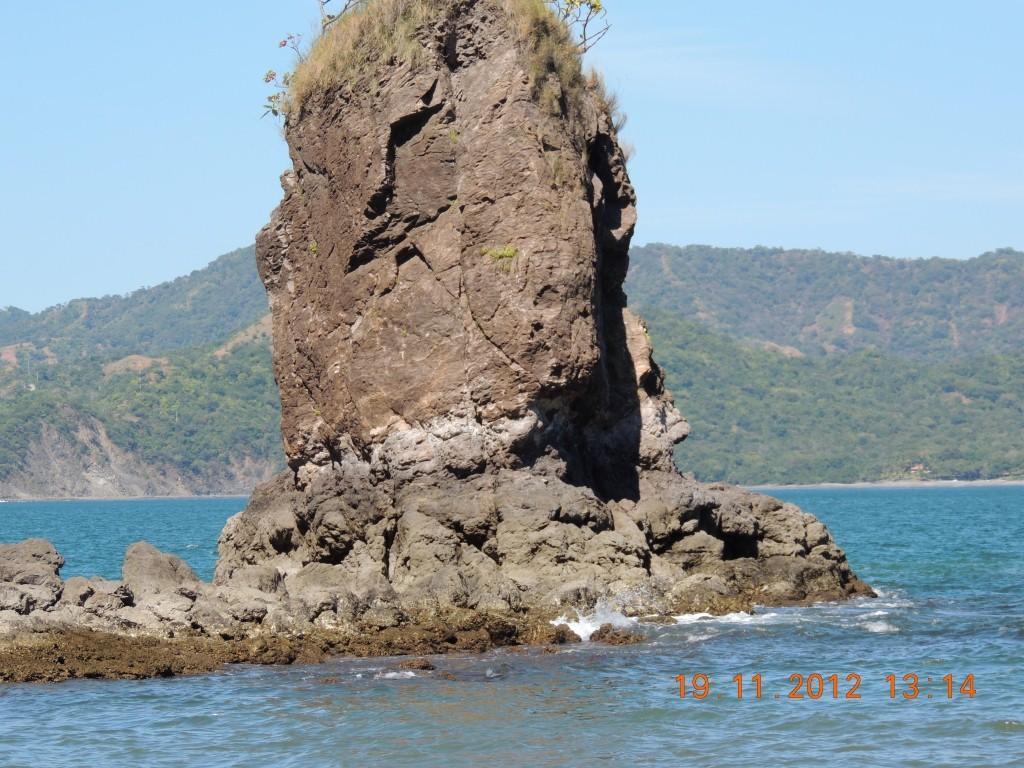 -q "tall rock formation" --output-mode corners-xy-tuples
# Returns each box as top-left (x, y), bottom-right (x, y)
(216, 0), (870, 619)
(259, 0), (682, 502)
